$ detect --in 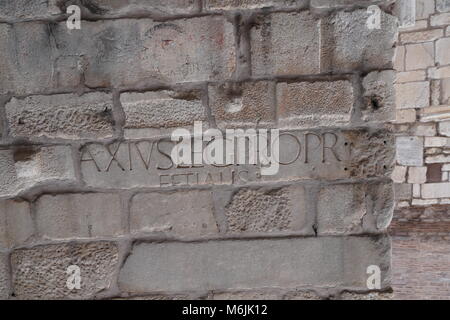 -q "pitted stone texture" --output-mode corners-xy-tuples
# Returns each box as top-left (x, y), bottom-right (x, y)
(277, 80), (354, 128)
(317, 182), (393, 234)
(283, 290), (323, 300)
(0, 146), (75, 197)
(312, 0), (394, 10)
(119, 236), (391, 293)
(211, 290), (281, 300)
(59, 0), (200, 16)
(0, 0), (60, 21)
(121, 90), (206, 130)
(209, 81), (275, 128)
(322, 10), (397, 72)
(0, 252), (10, 299)
(0, 200), (33, 248)
(6, 93), (114, 139)
(130, 190), (218, 237)
(11, 242), (119, 299)
(205, 0), (307, 10)
(224, 186), (308, 233)
(35, 193), (124, 240)
(251, 12), (320, 77)
(362, 71), (395, 123)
